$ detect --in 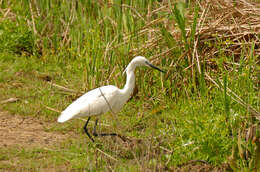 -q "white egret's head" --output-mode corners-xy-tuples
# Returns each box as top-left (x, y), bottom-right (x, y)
(124, 56), (164, 74)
